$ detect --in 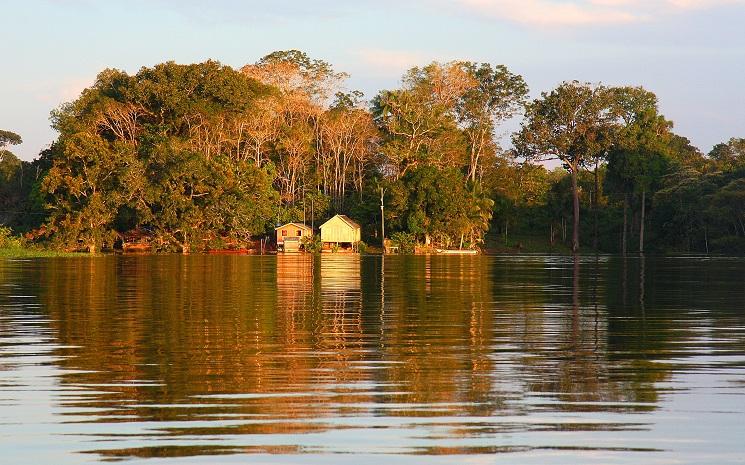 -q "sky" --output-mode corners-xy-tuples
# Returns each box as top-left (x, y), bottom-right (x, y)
(1, 0), (744, 160)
